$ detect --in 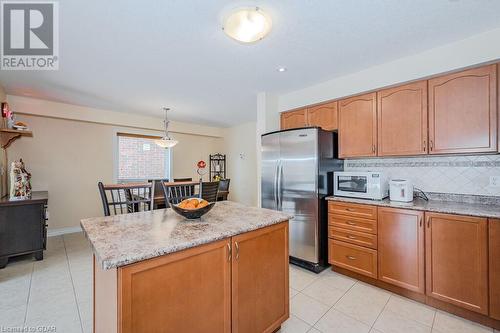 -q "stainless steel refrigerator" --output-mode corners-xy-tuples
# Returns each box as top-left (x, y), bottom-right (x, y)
(261, 127), (343, 272)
